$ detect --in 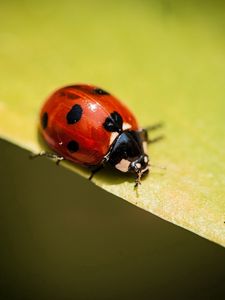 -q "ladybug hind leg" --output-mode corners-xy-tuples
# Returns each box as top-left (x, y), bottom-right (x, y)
(30, 151), (65, 165)
(145, 122), (164, 132)
(88, 164), (104, 181)
(148, 135), (164, 144)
